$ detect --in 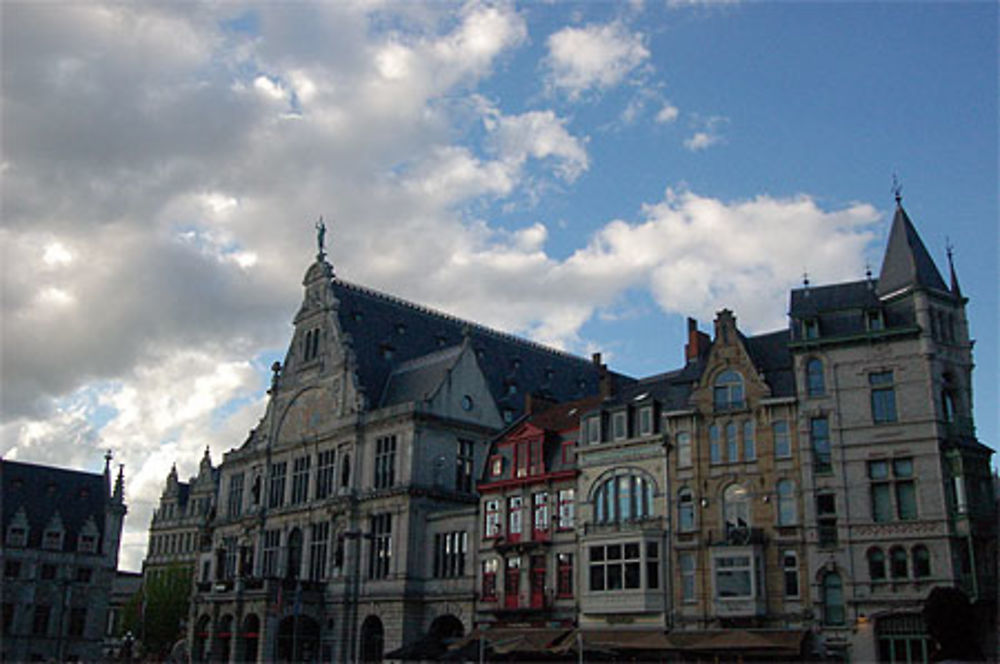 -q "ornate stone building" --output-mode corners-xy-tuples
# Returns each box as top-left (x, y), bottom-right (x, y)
(1, 456), (127, 663)
(184, 242), (622, 663)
